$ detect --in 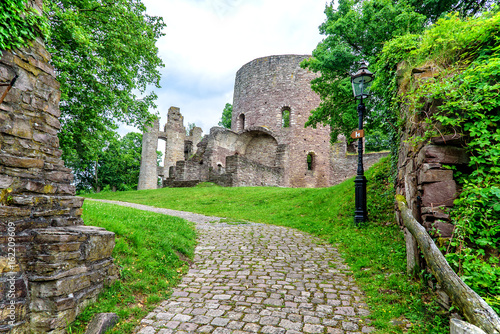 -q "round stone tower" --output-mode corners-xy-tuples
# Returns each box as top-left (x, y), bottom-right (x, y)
(232, 55), (333, 187)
